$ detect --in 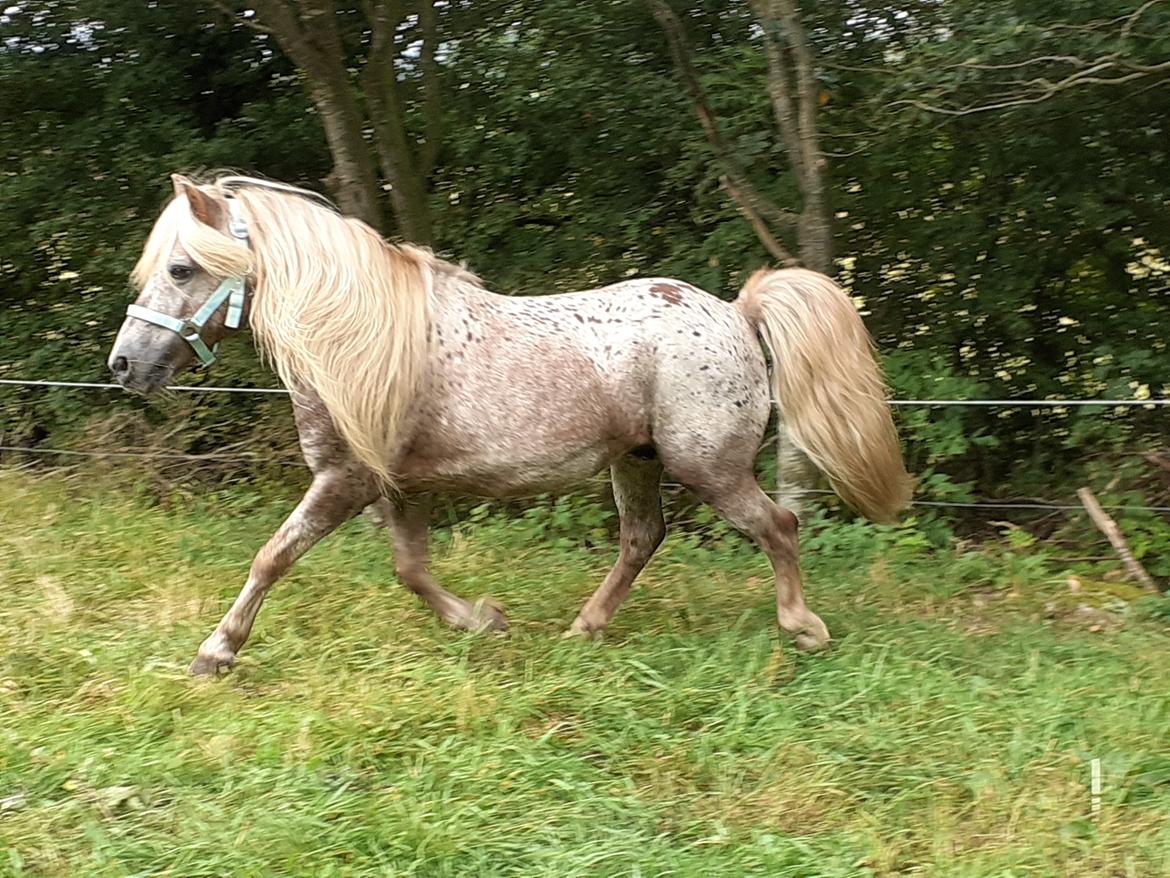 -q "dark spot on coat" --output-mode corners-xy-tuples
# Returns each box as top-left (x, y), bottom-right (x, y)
(650, 282), (684, 306)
